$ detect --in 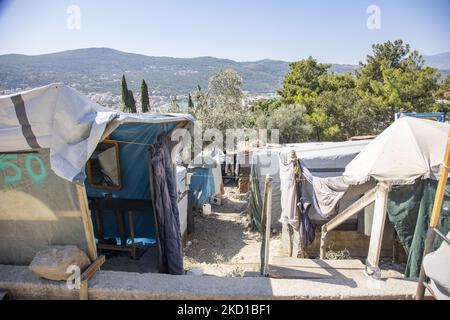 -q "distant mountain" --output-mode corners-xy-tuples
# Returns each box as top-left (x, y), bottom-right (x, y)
(0, 48), (448, 99)
(424, 52), (450, 72)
